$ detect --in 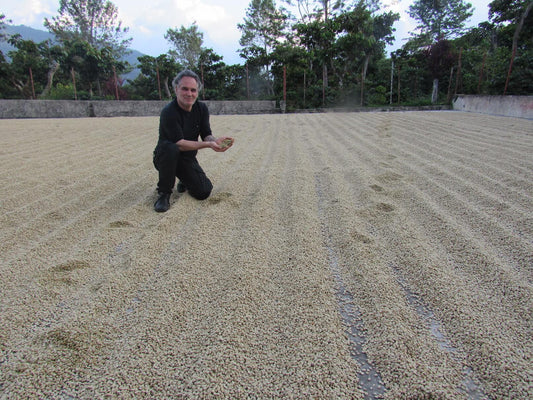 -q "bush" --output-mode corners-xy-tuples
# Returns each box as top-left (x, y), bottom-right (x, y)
(43, 83), (78, 100)
(368, 85), (387, 105)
